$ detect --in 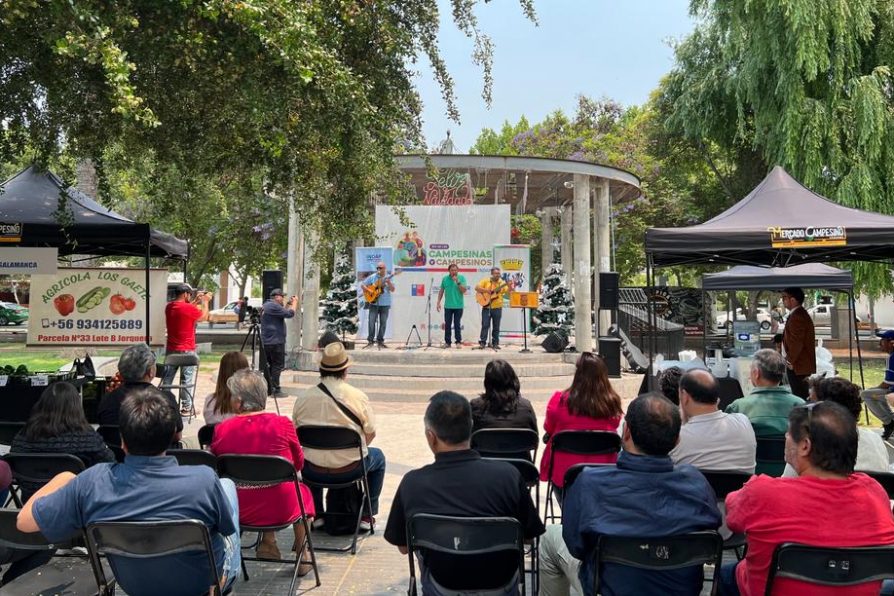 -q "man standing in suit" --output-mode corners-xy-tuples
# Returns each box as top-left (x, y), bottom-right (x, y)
(781, 287), (815, 399)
